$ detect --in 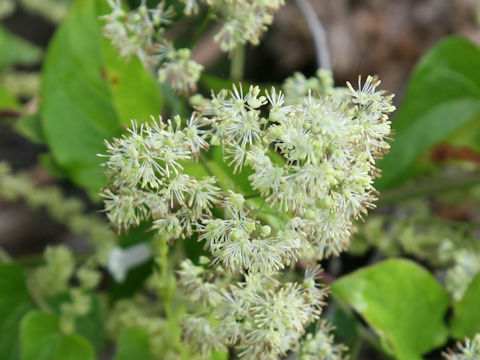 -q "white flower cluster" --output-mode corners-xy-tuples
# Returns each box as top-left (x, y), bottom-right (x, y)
(101, 76), (393, 359)
(179, 260), (327, 360)
(101, 115), (219, 235)
(102, 0), (203, 94)
(195, 76), (394, 258)
(155, 43), (204, 94)
(182, 0), (285, 51)
(444, 334), (480, 360)
(102, 0), (173, 60)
